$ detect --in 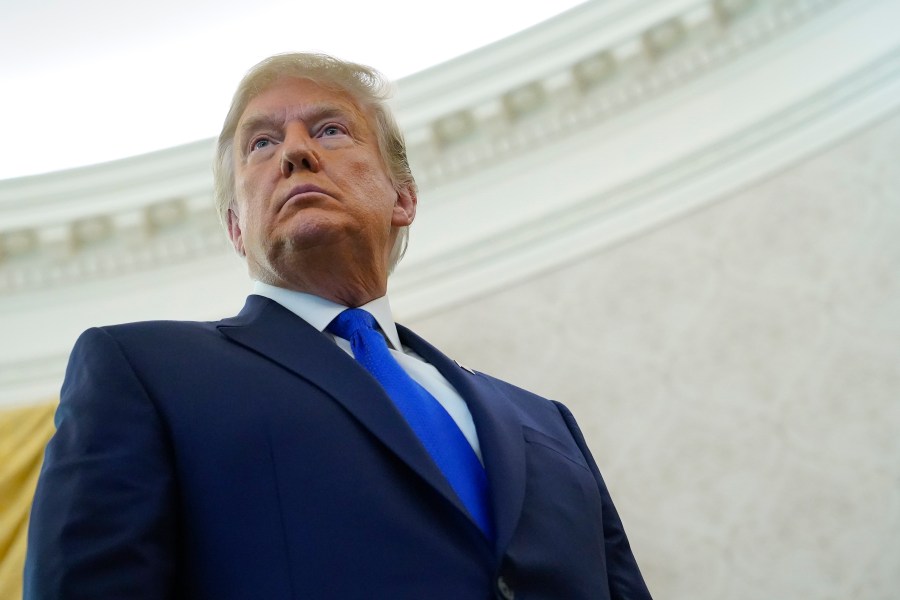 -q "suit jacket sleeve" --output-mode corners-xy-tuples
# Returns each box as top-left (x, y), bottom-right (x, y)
(554, 401), (652, 600)
(24, 327), (179, 599)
